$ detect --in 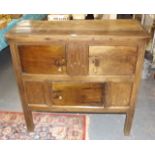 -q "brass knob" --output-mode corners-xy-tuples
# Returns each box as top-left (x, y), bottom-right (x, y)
(53, 92), (63, 100)
(59, 58), (66, 66)
(55, 58), (66, 66)
(58, 67), (62, 72)
(61, 59), (66, 65)
(92, 58), (100, 67)
(58, 95), (63, 100)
